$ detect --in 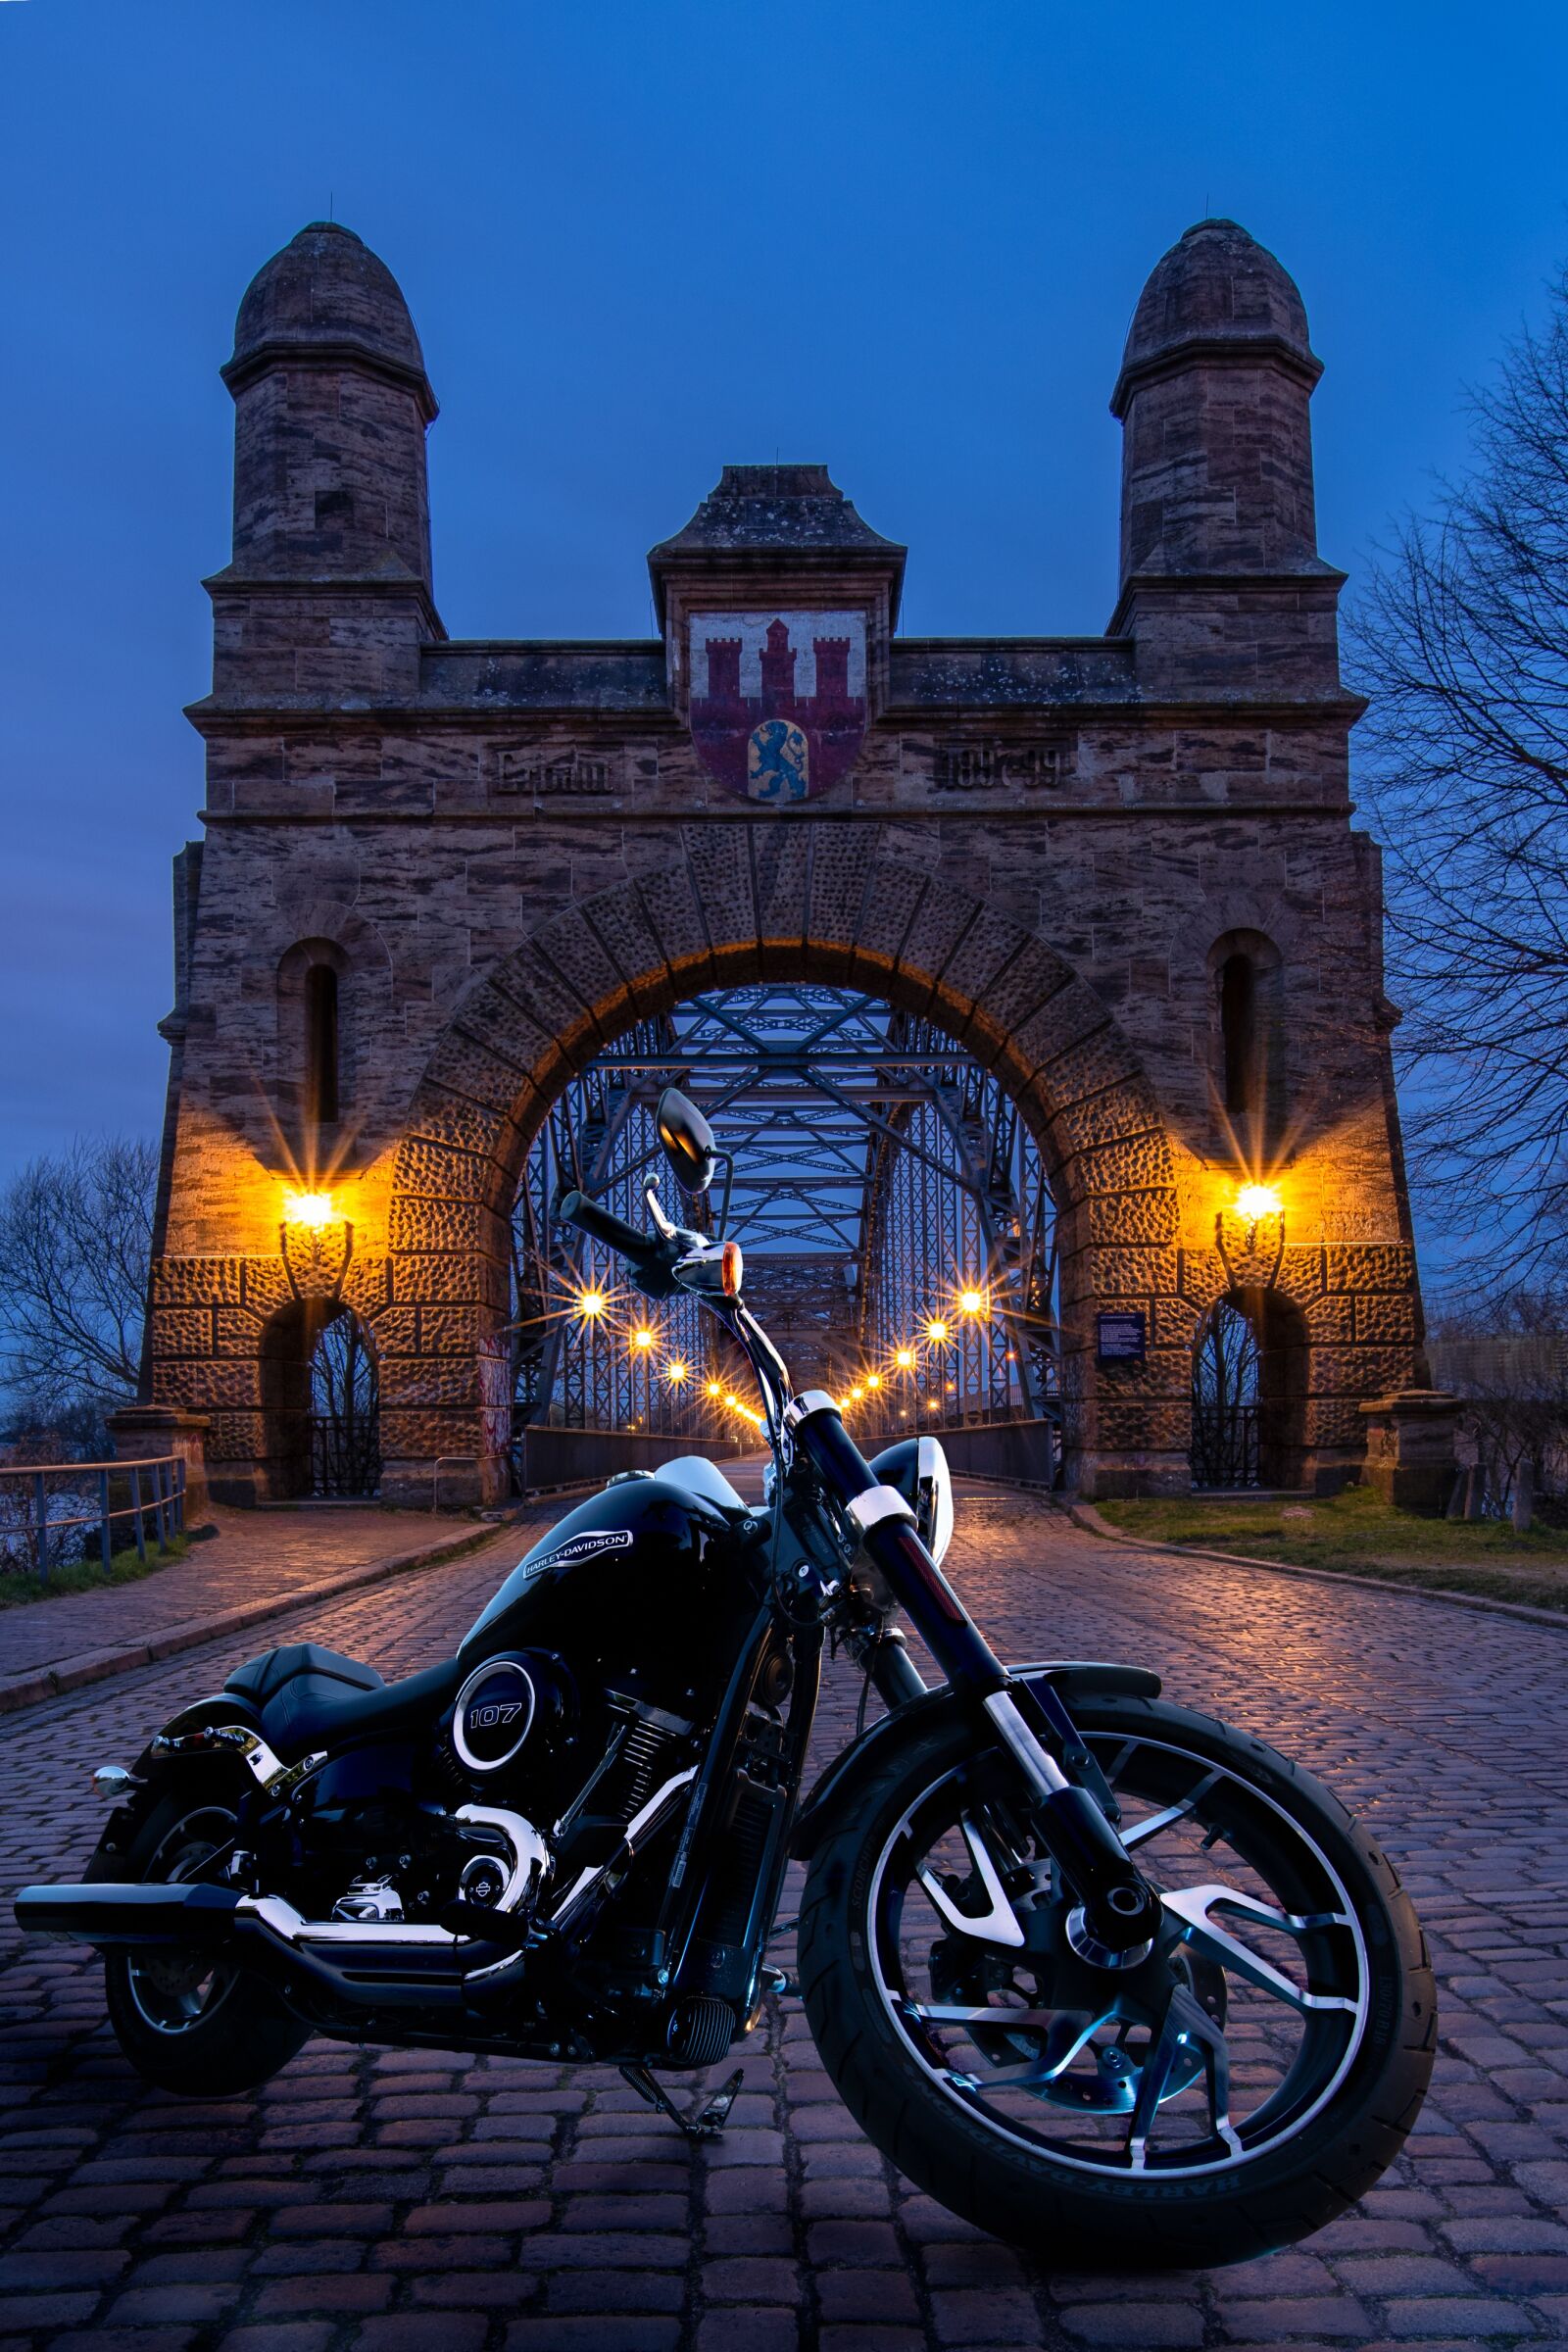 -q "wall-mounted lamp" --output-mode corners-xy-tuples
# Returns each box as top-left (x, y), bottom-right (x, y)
(280, 1189), (353, 1298)
(1215, 1181), (1285, 1289)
